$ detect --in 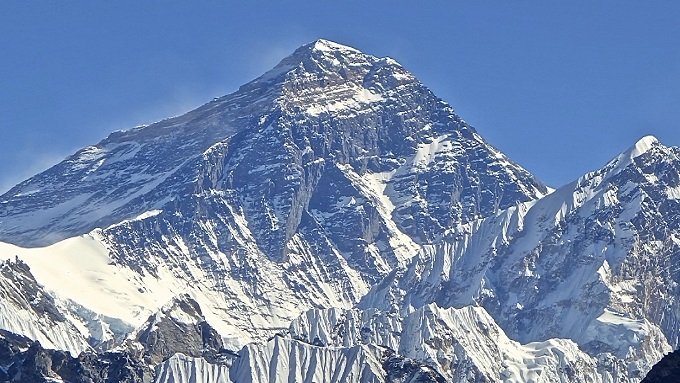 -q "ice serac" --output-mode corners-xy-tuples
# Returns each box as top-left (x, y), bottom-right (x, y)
(362, 135), (680, 380)
(154, 353), (232, 383)
(0, 39), (547, 346)
(288, 304), (610, 382)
